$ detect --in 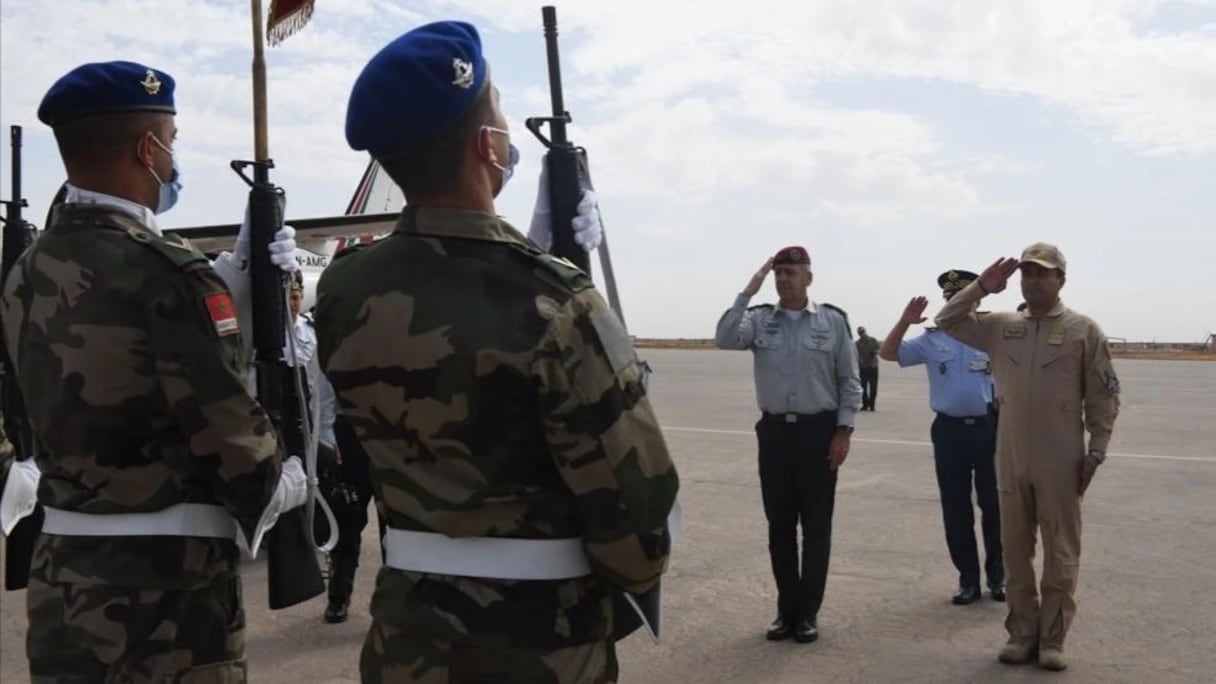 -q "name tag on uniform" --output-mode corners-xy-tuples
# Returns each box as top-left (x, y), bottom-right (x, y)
(968, 358), (990, 372)
(1003, 325), (1026, 339)
(1047, 325), (1065, 345)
